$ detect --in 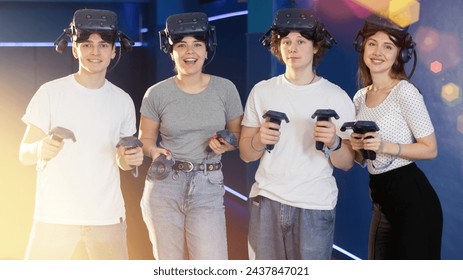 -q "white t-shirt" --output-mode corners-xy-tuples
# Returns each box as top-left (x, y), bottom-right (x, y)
(22, 74), (136, 225)
(242, 75), (355, 210)
(353, 80), (435, 174)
